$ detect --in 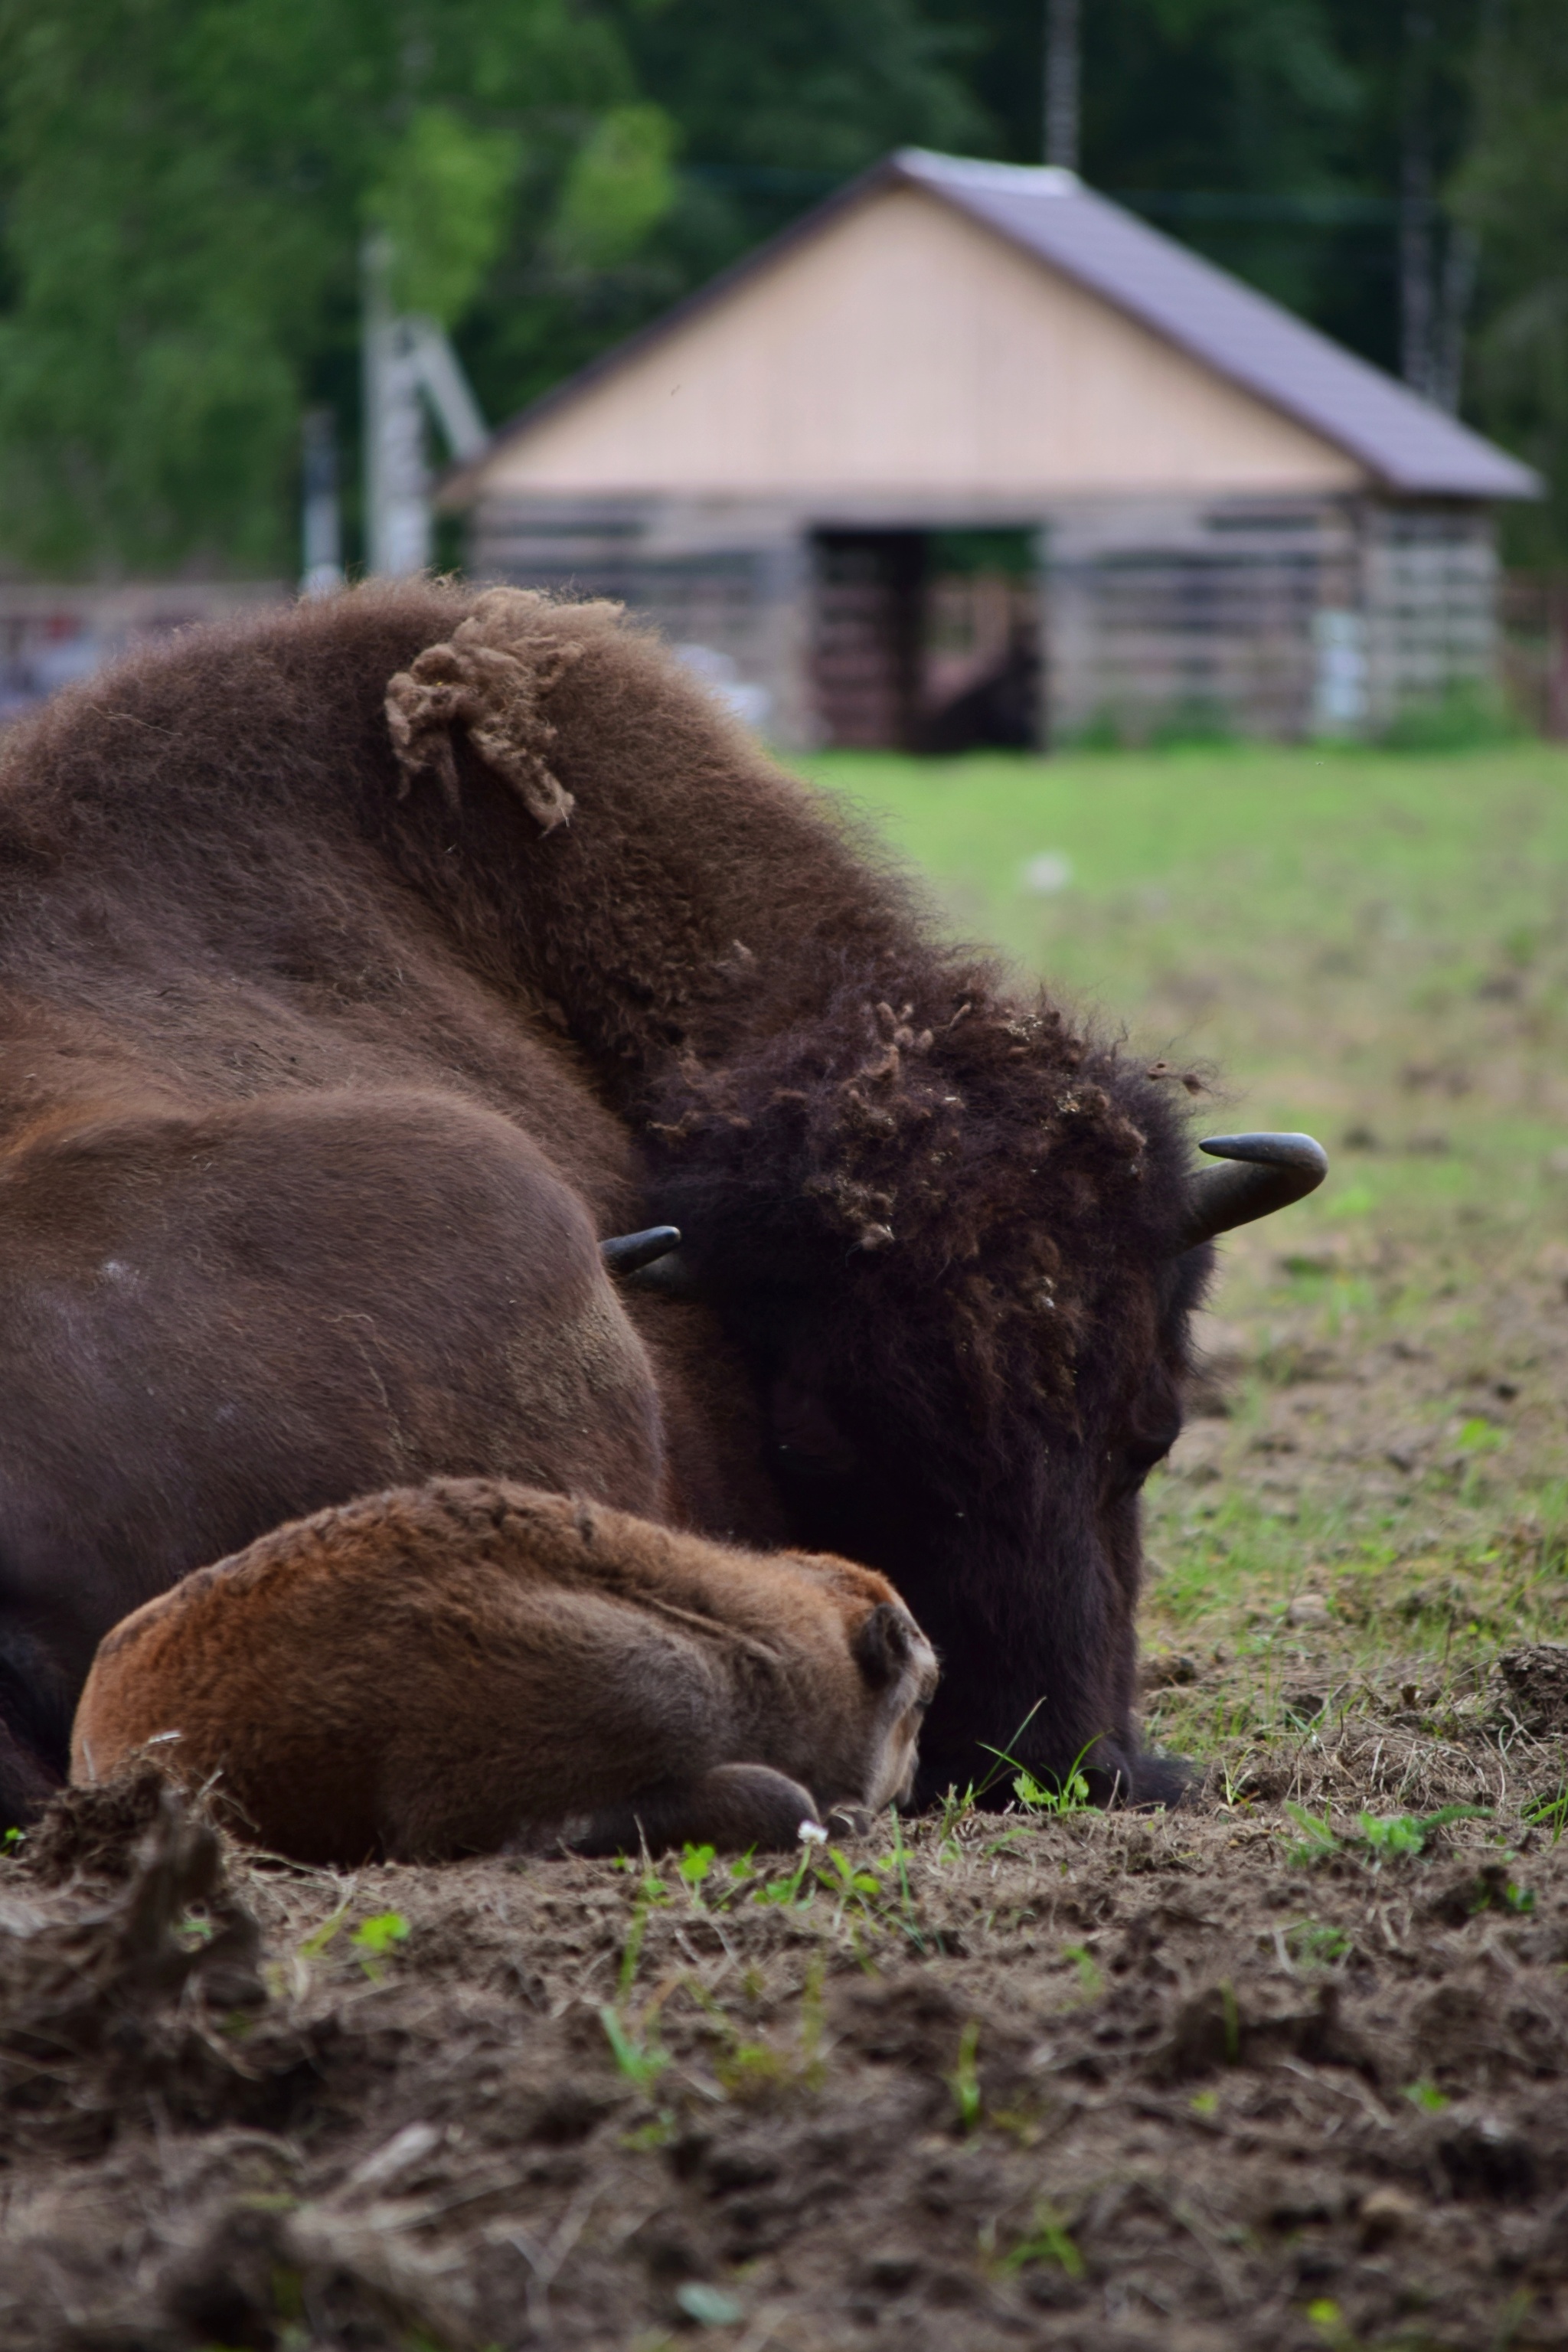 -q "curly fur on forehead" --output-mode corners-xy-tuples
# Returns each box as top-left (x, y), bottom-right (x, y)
(642, 974), (1192, 1419)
